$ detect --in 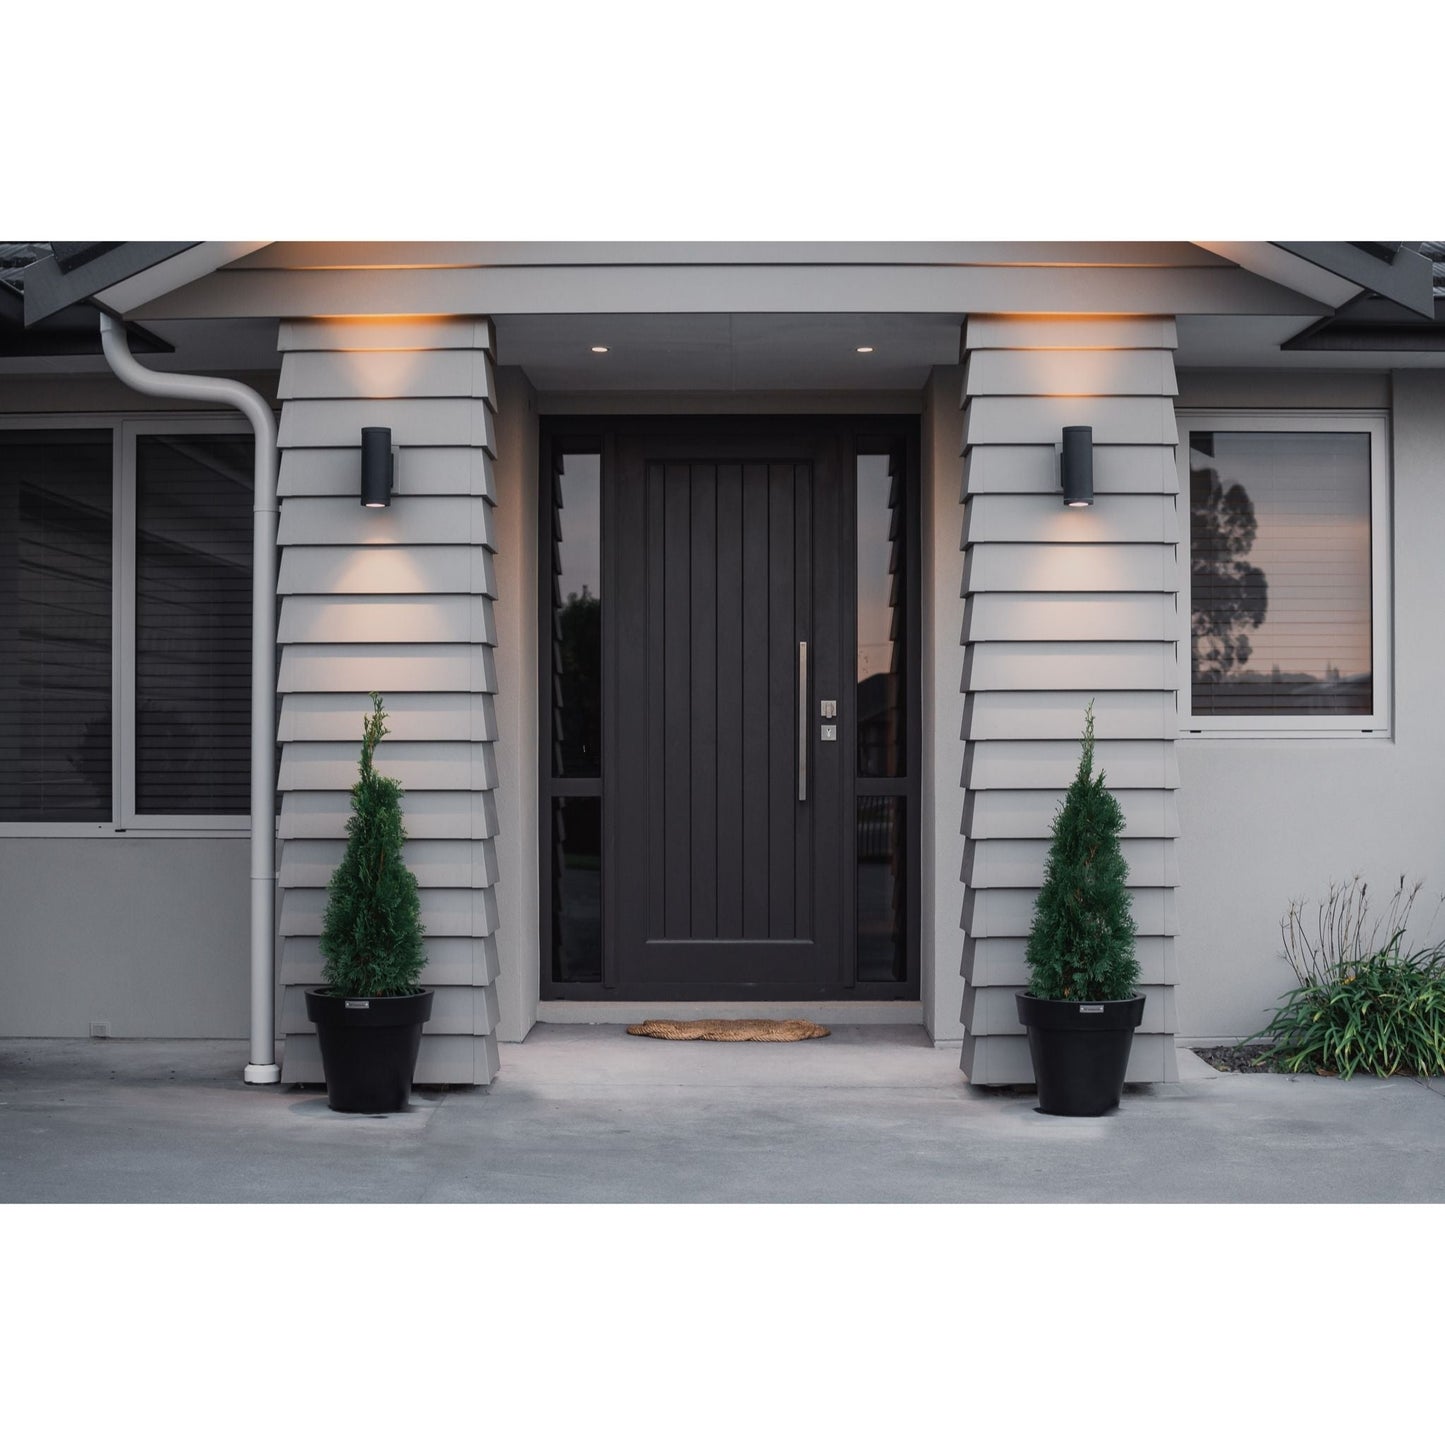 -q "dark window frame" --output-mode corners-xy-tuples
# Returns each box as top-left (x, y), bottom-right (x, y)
(537, 415), (922, 1000)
